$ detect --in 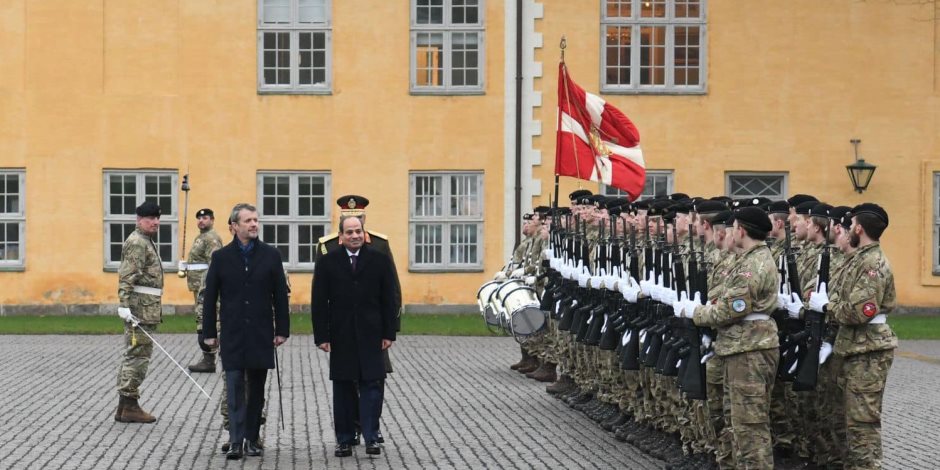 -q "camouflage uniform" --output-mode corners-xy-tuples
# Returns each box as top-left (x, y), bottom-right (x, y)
(187, 228), (223, 321)
(116, 228), (164, 399)
(827, 242), (897, 470)
(705, 244), (736, 467)
(766, 236), (800, 455)
(693, 243), (779, 469)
